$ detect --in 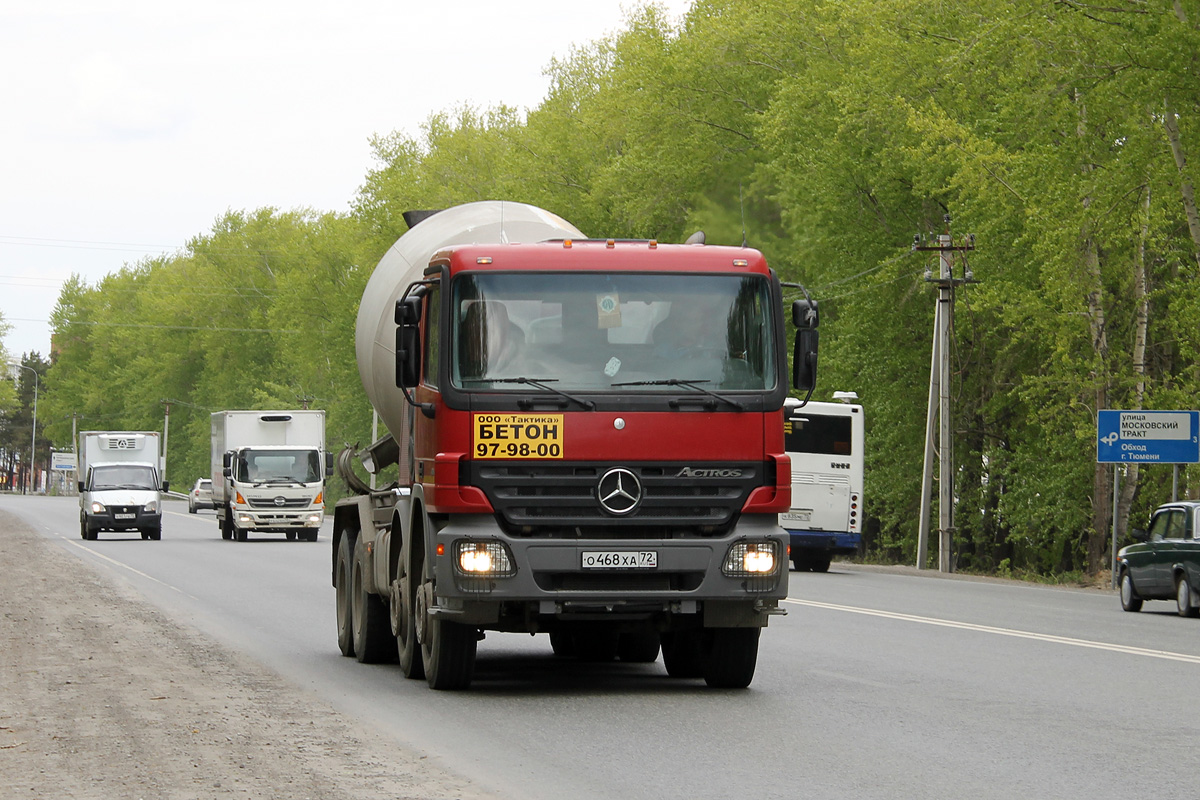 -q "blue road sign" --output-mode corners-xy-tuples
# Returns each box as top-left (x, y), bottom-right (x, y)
(1097, 410), (1199, 464)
